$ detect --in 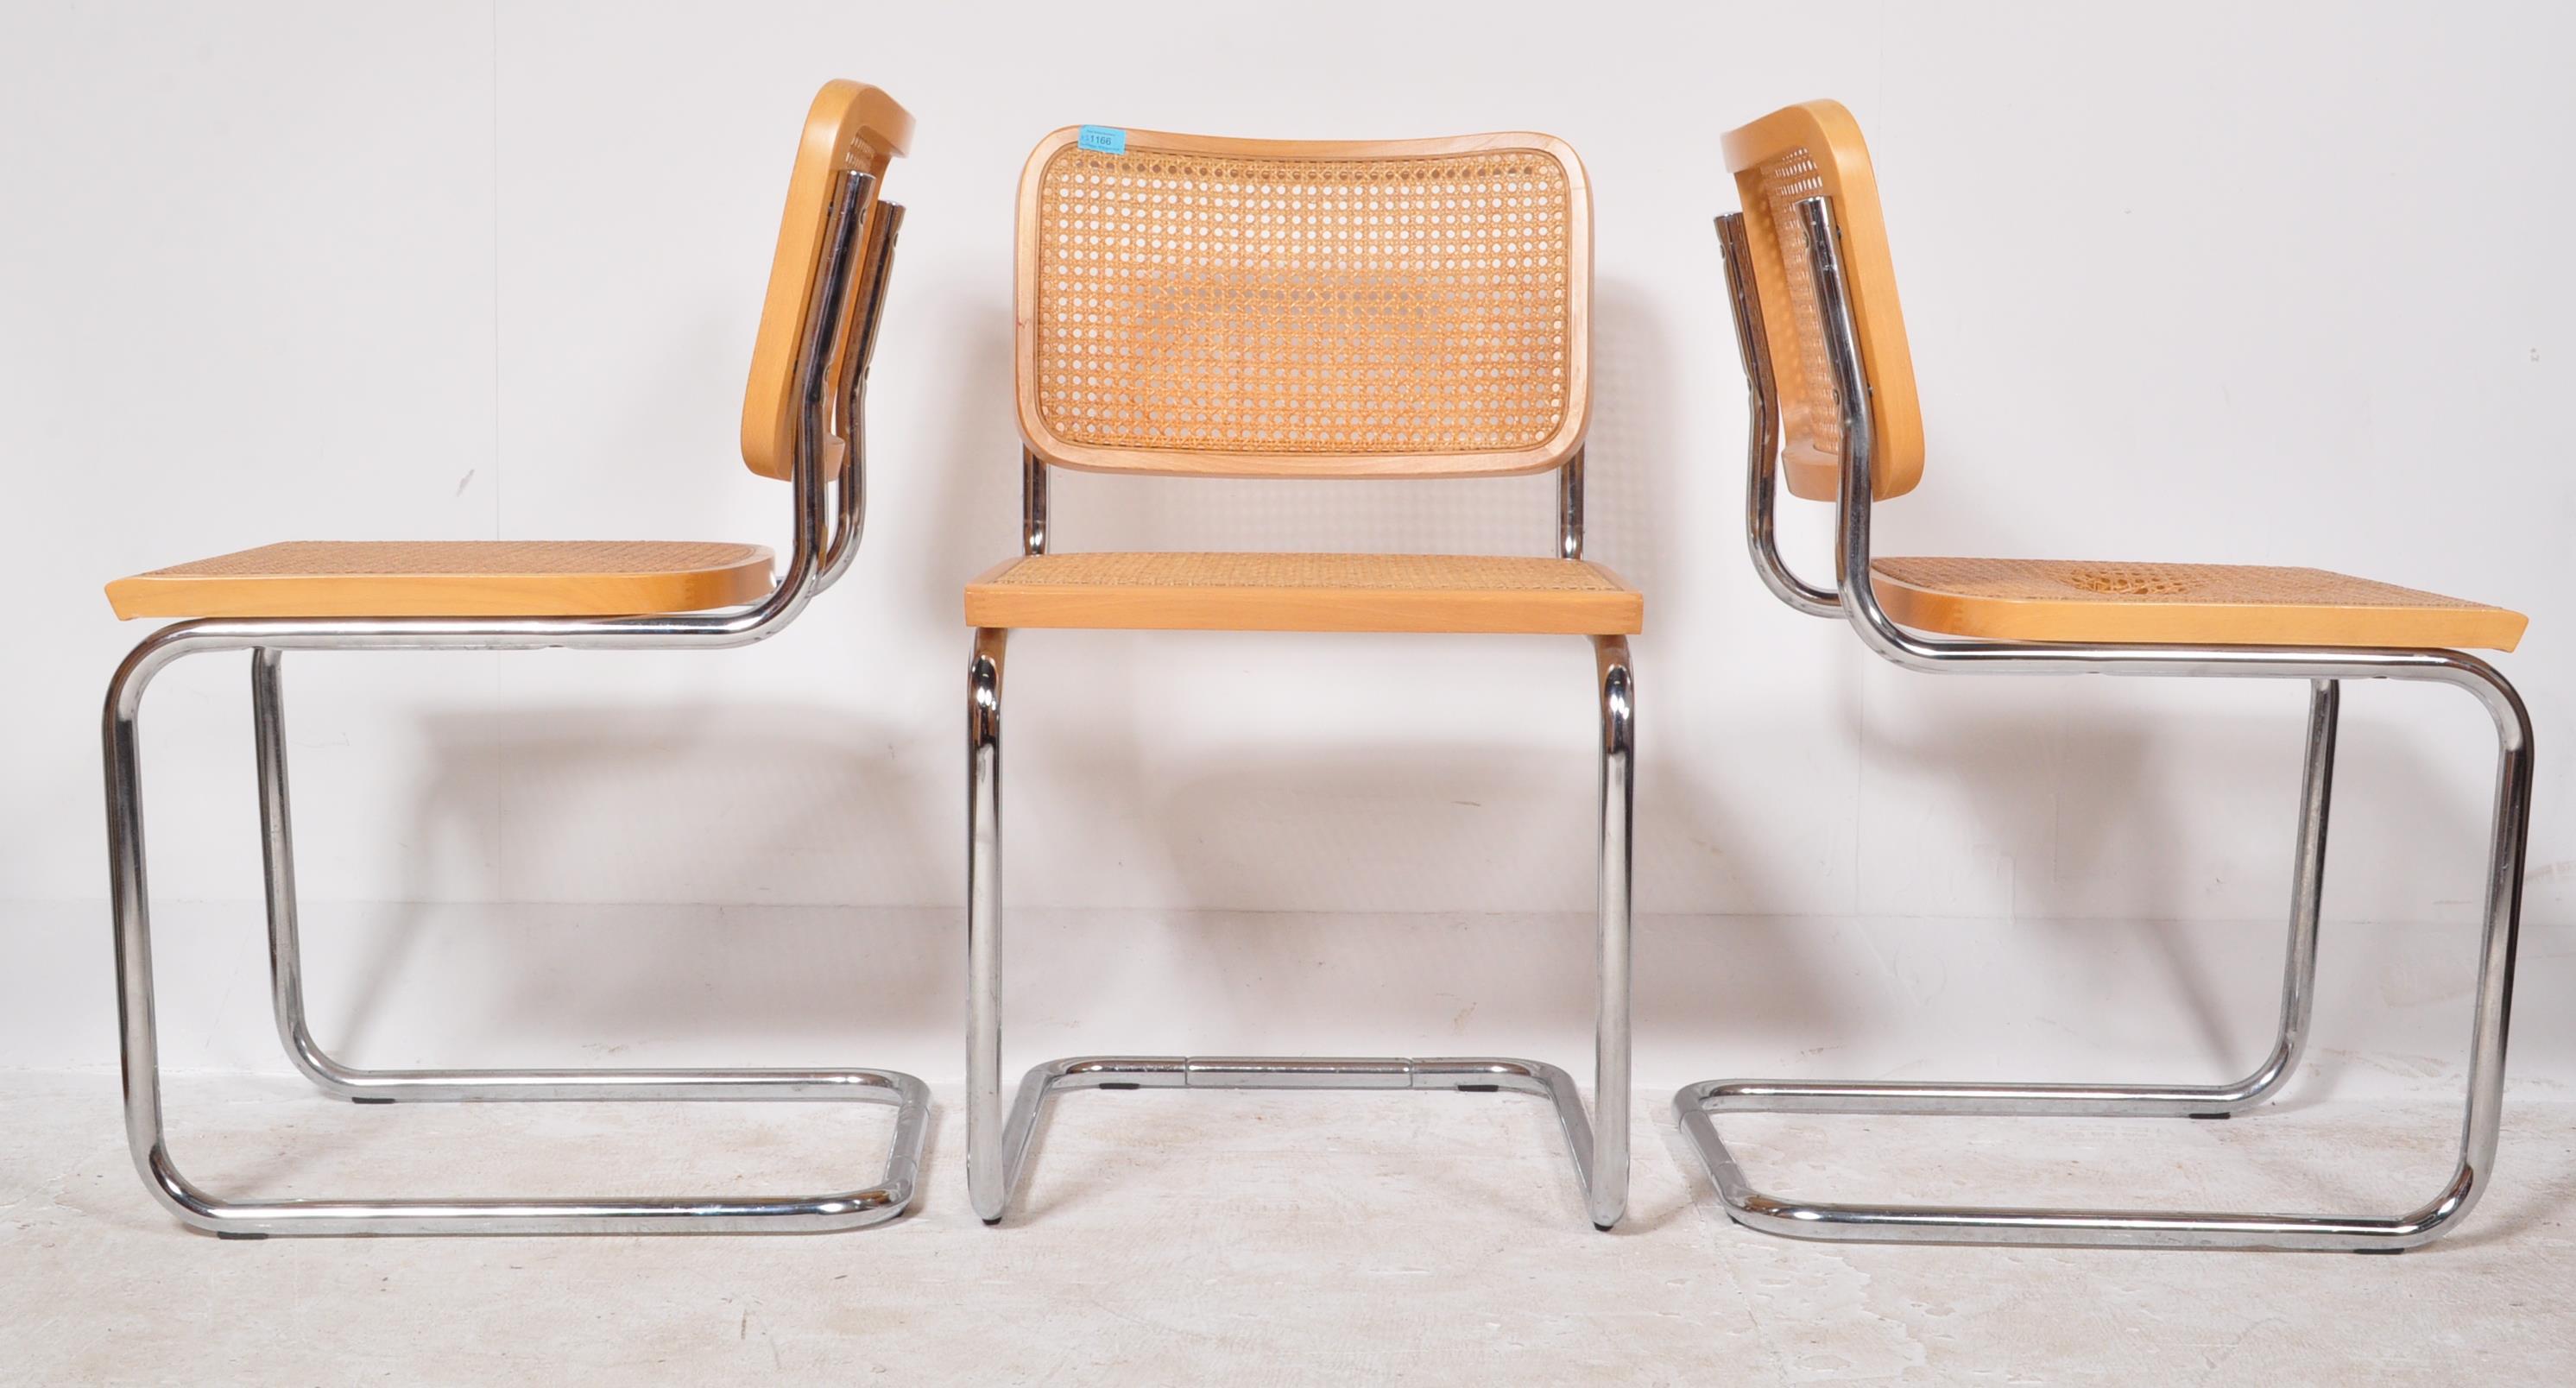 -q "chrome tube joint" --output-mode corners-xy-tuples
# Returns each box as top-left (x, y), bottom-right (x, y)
(1558, 449), (1587, 560)
(1020, 450), (1050, 556)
